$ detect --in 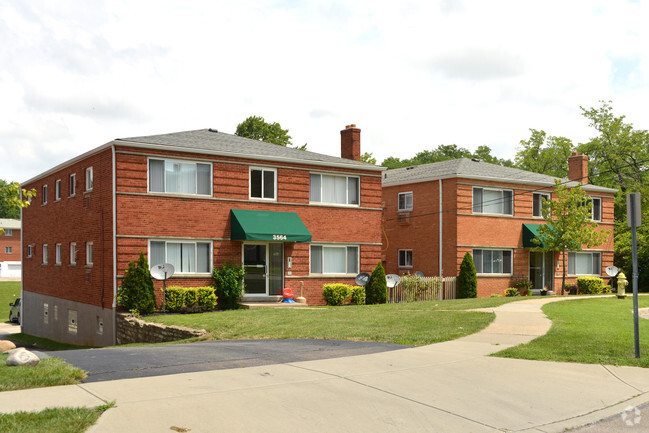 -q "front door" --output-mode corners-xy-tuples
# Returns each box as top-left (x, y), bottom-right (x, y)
(530, 251), (554, 292)
(243, 243), (284, 296)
